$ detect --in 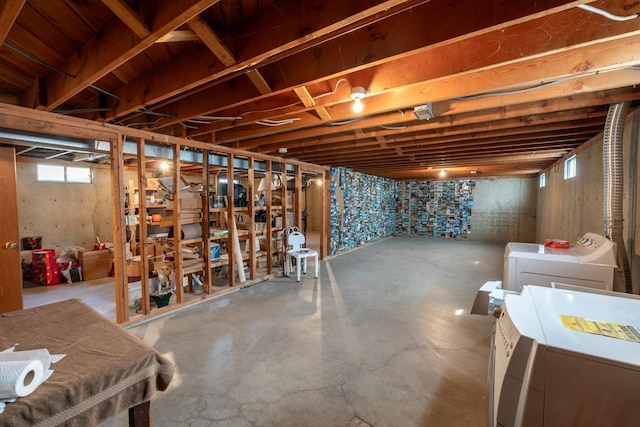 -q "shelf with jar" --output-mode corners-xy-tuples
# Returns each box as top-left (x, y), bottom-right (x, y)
(126, 179), (172, 233)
